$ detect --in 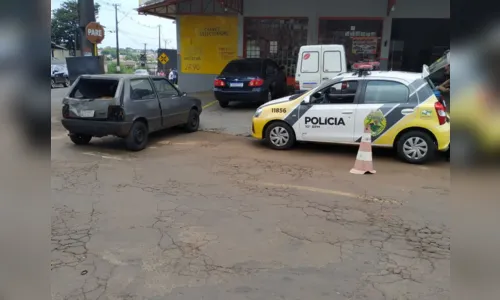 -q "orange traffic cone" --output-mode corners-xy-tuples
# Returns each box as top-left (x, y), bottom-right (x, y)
(350, 125), (376, 174)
